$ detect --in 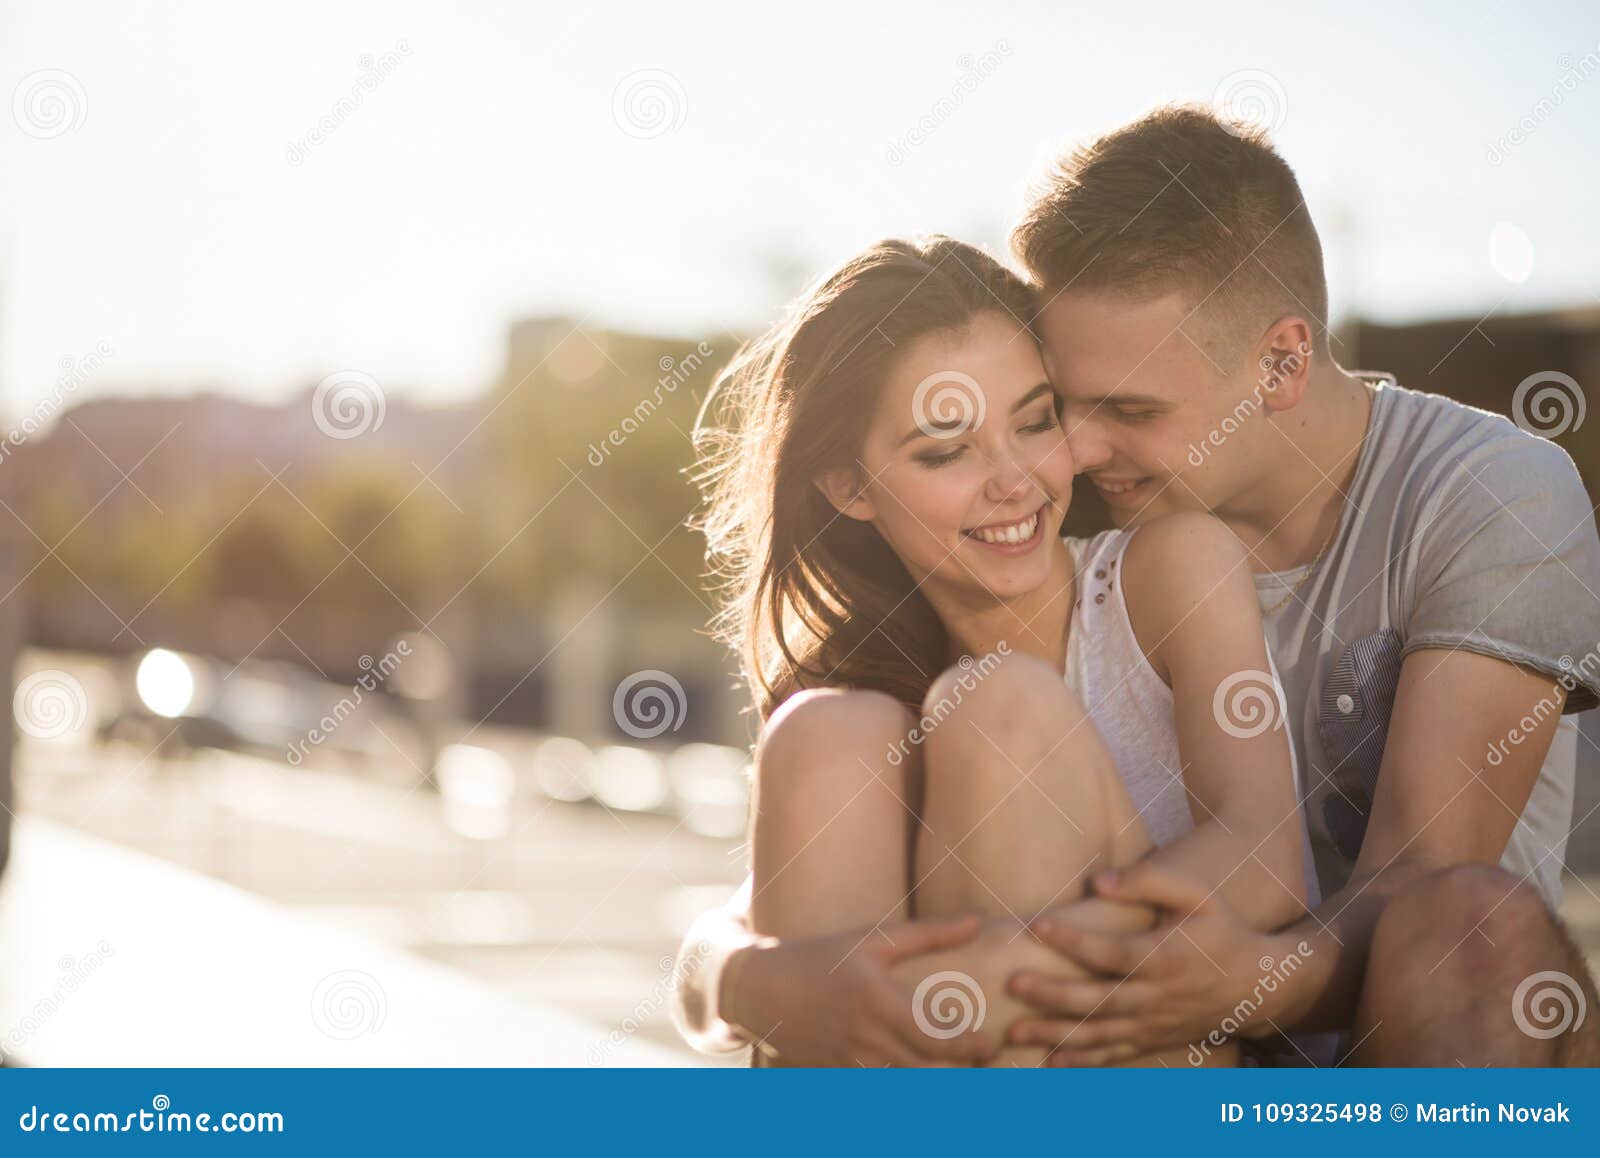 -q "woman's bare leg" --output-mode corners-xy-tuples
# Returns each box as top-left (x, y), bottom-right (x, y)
(748, 688), (919, 939)
(891, 654), (1233, 1066)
